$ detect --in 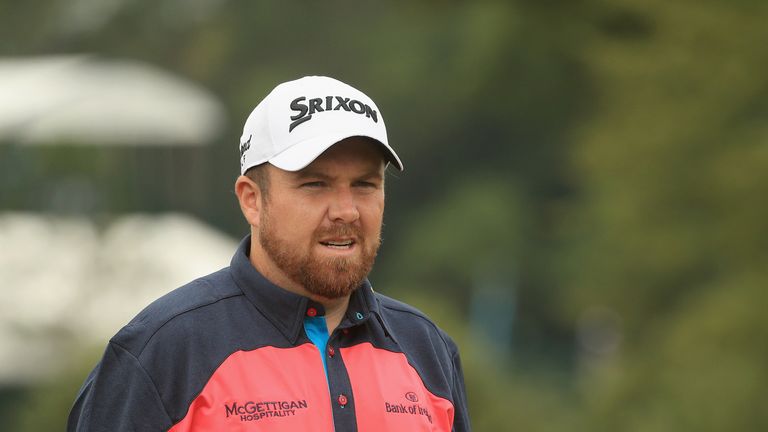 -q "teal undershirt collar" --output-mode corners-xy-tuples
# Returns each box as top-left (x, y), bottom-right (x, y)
(303, 316), (330, 379)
